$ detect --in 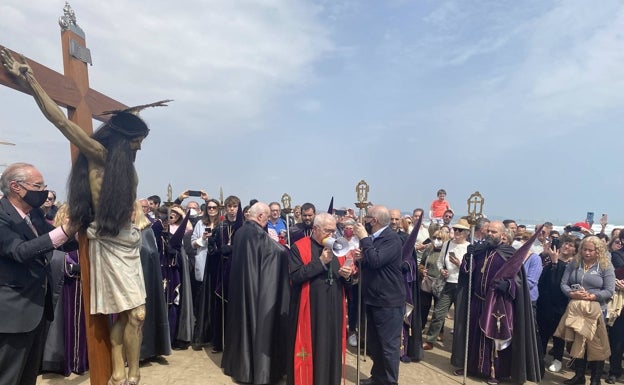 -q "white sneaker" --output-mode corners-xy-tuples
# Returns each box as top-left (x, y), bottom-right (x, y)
(348, 333), (358, 347)
(548, 359), (562, 373)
